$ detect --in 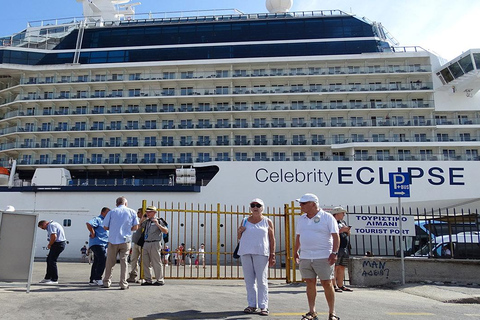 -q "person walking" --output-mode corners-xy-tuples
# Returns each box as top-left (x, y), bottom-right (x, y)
(140, 206), (168, 286)
(37, 220), (67, 284)
(294, 193), (340, 320)
(237, 198), (275, 316)
(332, 206), (353, 293)
(102, 196), (139, 290)
(86, 206), (110, 286)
